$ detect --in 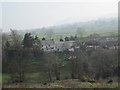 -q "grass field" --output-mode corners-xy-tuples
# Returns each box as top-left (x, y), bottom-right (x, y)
(2, 71), (118, 88)
(37, 31), (118, 41)
(2, 79), (118, 88)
